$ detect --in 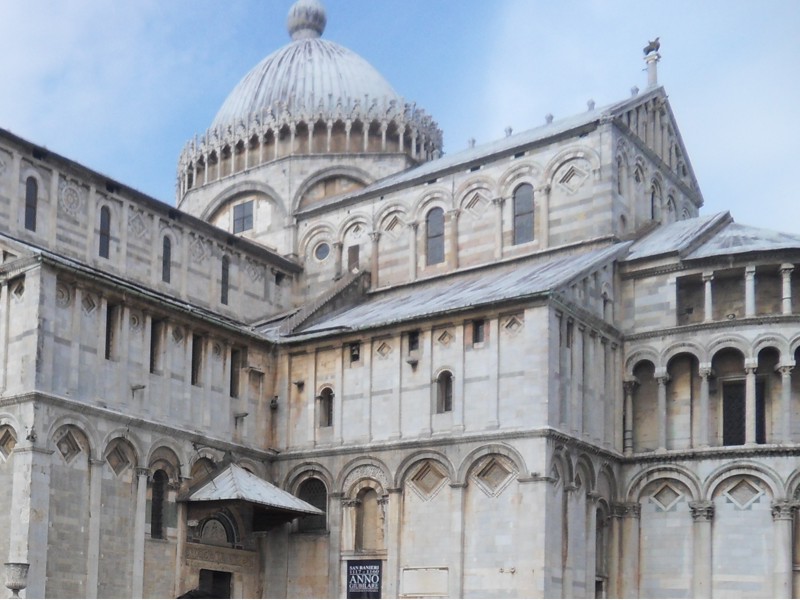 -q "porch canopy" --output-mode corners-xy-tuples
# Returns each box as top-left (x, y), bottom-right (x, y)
(180, 463), (323, 530)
